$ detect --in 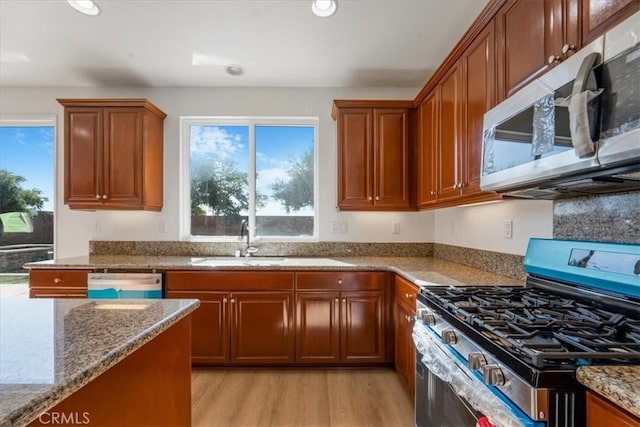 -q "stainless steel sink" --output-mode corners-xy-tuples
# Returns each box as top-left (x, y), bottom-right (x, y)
(190, 257), (353, 267)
